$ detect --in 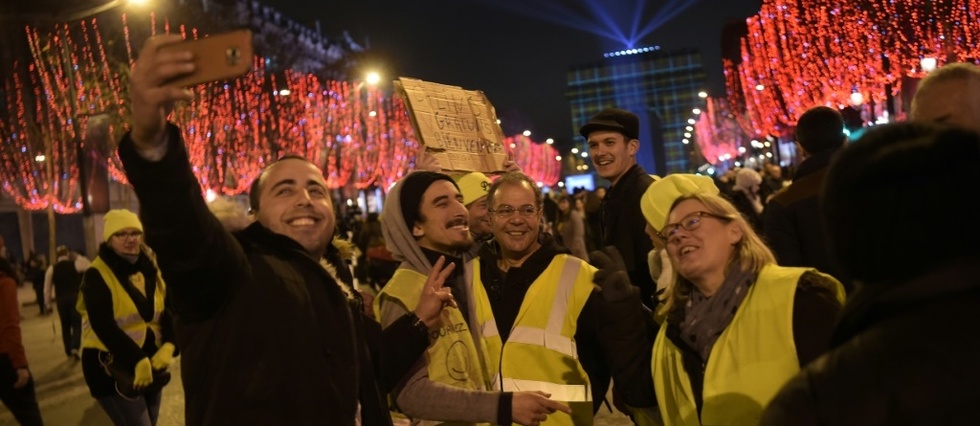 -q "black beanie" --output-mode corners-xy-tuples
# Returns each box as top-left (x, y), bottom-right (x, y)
(399, 171), (458, 229)
(822, 122), (980, 285)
